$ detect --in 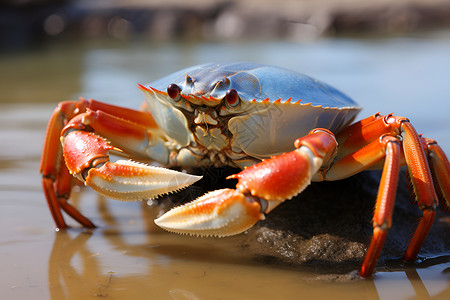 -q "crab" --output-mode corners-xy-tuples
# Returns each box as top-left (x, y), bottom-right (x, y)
(40, 62), (450, 278)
